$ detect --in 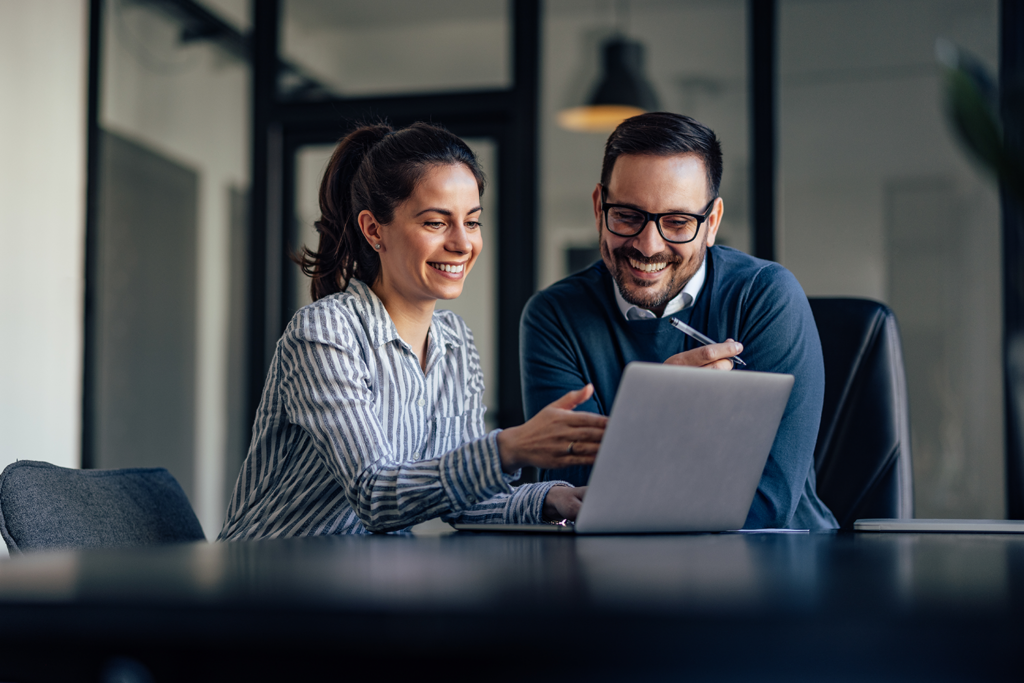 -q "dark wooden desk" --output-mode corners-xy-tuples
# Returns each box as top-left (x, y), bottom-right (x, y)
(0, 531), (1021, 682)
